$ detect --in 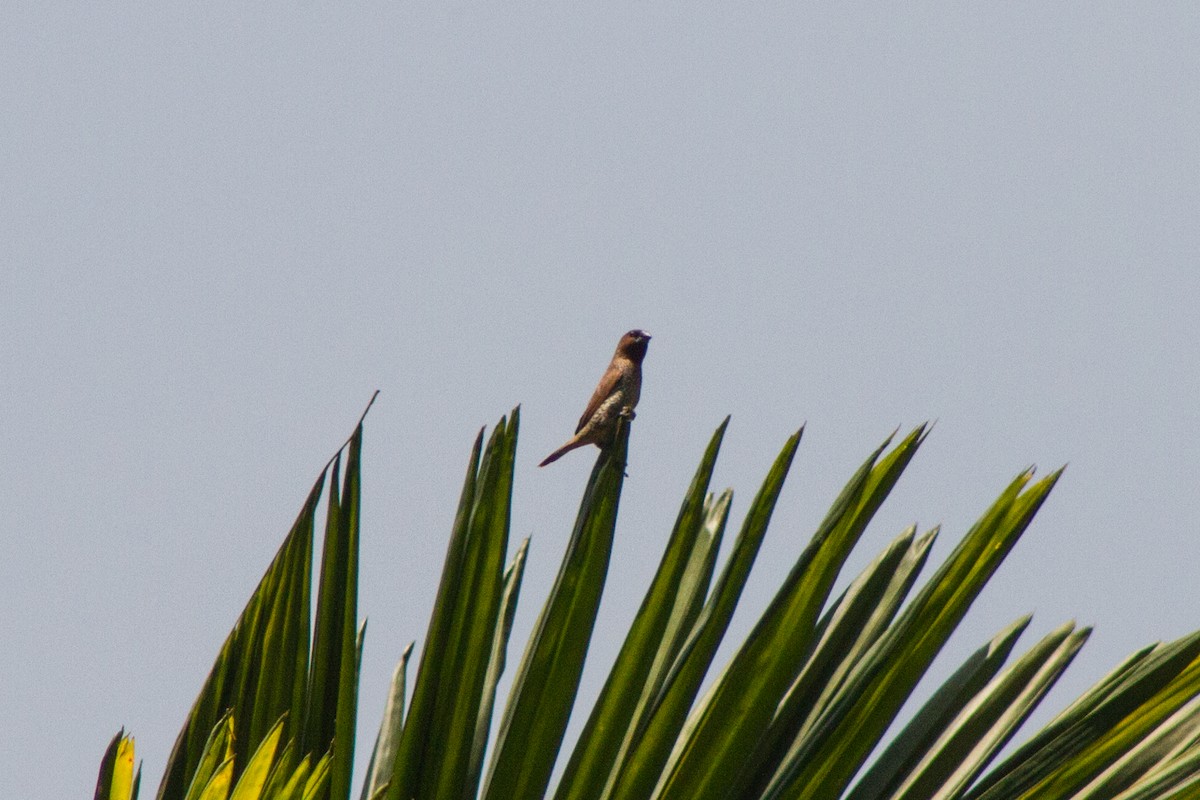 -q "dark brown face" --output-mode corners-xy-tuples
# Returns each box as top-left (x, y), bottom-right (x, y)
(617, 329), (651, 362)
